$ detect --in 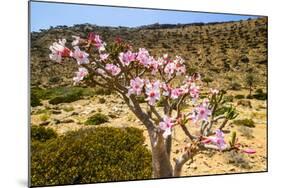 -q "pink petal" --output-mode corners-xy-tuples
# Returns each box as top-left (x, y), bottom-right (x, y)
(242, 148), (256, 154)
